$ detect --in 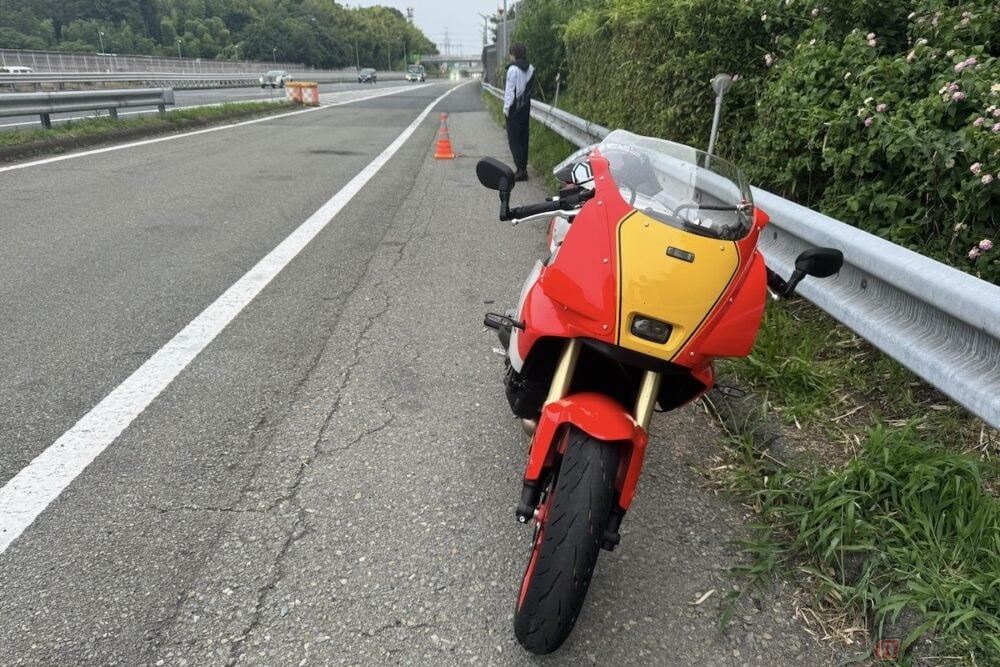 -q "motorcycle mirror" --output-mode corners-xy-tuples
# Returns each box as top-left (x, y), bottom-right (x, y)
(778, 247), (844, 297)
(554, 164), (574, 183)
(795, 247), (844, 278)
(476, 157), (516, 192)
